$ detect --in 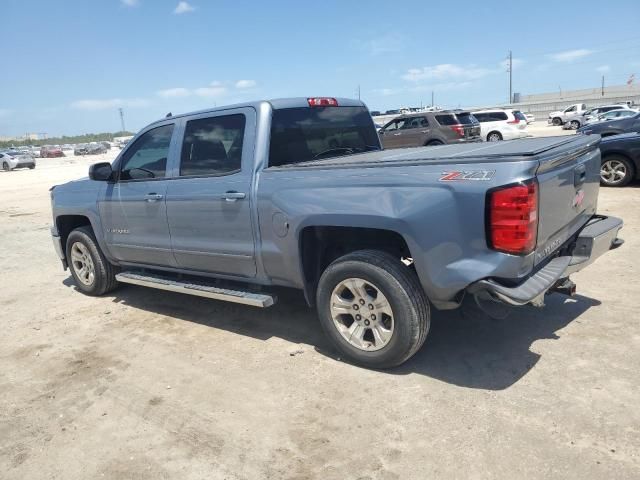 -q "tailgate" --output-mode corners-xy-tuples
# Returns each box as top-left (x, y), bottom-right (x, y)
(534, 136), (600, 265)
